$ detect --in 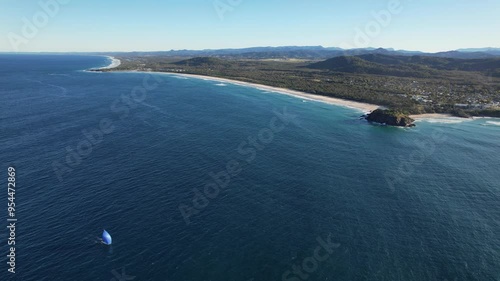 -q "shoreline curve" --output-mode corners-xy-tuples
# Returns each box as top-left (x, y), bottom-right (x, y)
(98, 69), (474, 120)
(95, 56), (121, 70)
(161, 72), (380, 113)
